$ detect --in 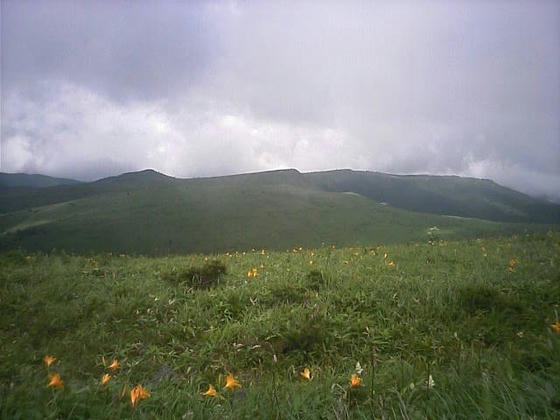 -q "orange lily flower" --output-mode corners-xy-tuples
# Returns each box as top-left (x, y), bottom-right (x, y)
(108, 359), (120, 370)
(202, 384), (217, 397)
(130, 384), (150, 406)
(551, 322), (560, 333)
(47, 372), (64, 389)
(225, 373), (241, 389)
(350, 374), (362, 388)
(43, 355), (56, 367)
(101, 373), (111, 385)
(300, 368), (311, 381)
